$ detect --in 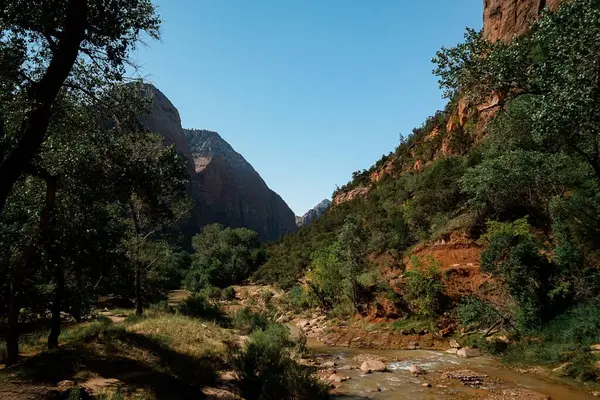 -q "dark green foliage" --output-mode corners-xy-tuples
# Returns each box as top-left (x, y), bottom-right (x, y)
(221, 286), (237, 301)
(503, 302), (600, 381)
(456, 297), (497, 330)
(480, 219), (565, 329)
(404, 257), (444, 317)
(232, 324), (329, 400)
(177, 294), (226, 323)
(231, 307), (271, 335)
(185, 224), (261, 291)
(308, 216), (368, 313)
